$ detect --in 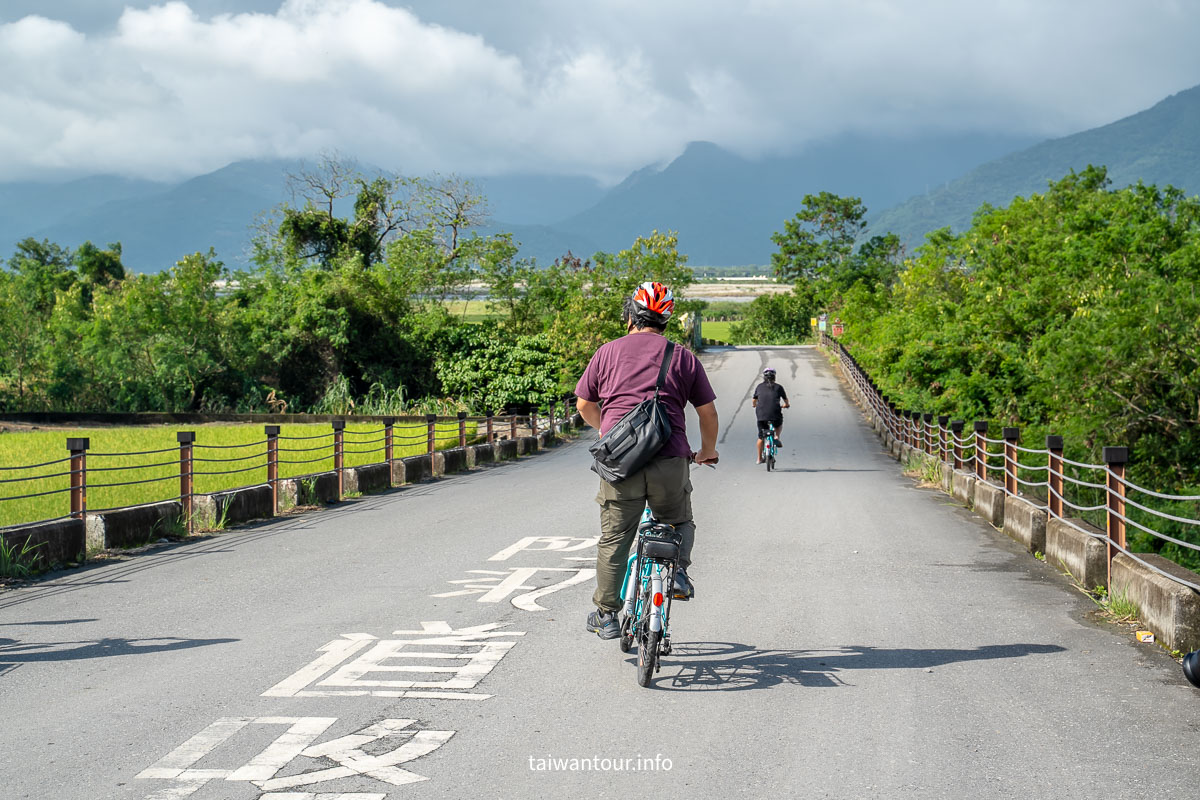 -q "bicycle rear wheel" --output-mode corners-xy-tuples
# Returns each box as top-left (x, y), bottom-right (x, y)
(637, 629), (660, 687)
